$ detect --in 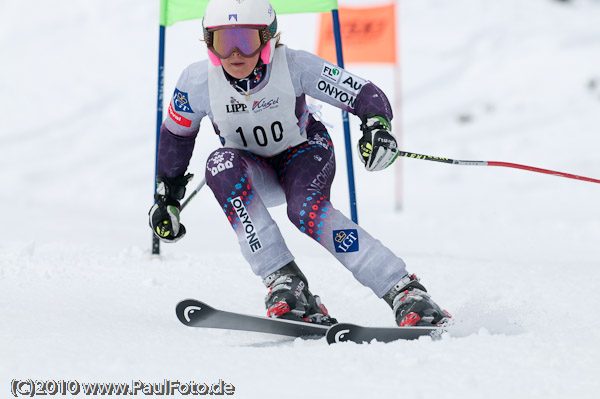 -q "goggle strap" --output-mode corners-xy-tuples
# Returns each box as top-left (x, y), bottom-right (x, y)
(204, 17), (277, 48)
